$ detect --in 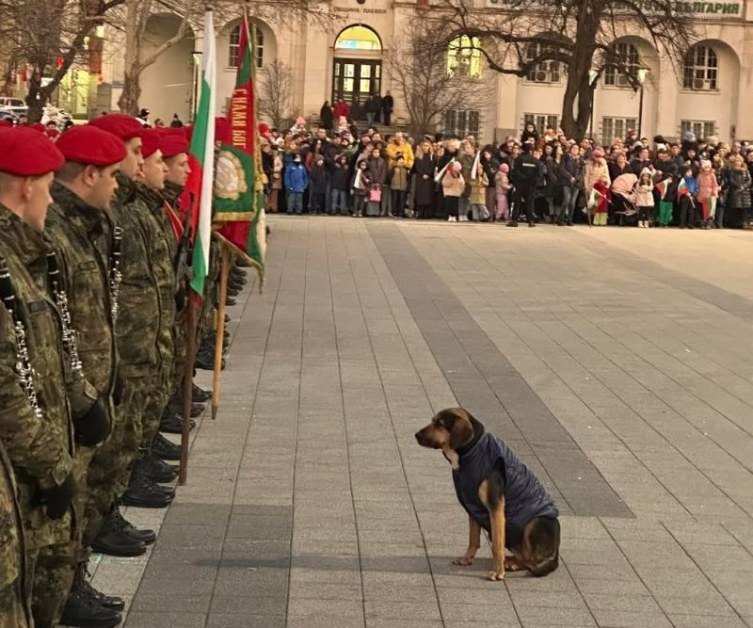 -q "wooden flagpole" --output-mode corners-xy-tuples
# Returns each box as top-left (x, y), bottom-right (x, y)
(179, 290), (197, 485)
(211, 247), (230, 420)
